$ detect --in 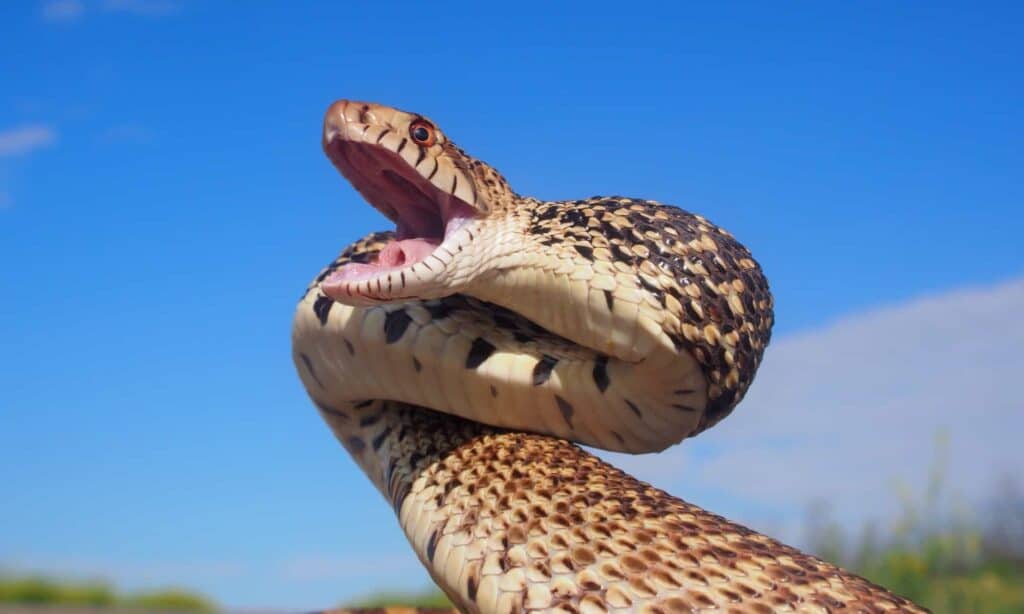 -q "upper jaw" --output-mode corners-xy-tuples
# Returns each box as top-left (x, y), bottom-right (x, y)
(319, 101), (481, 305)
